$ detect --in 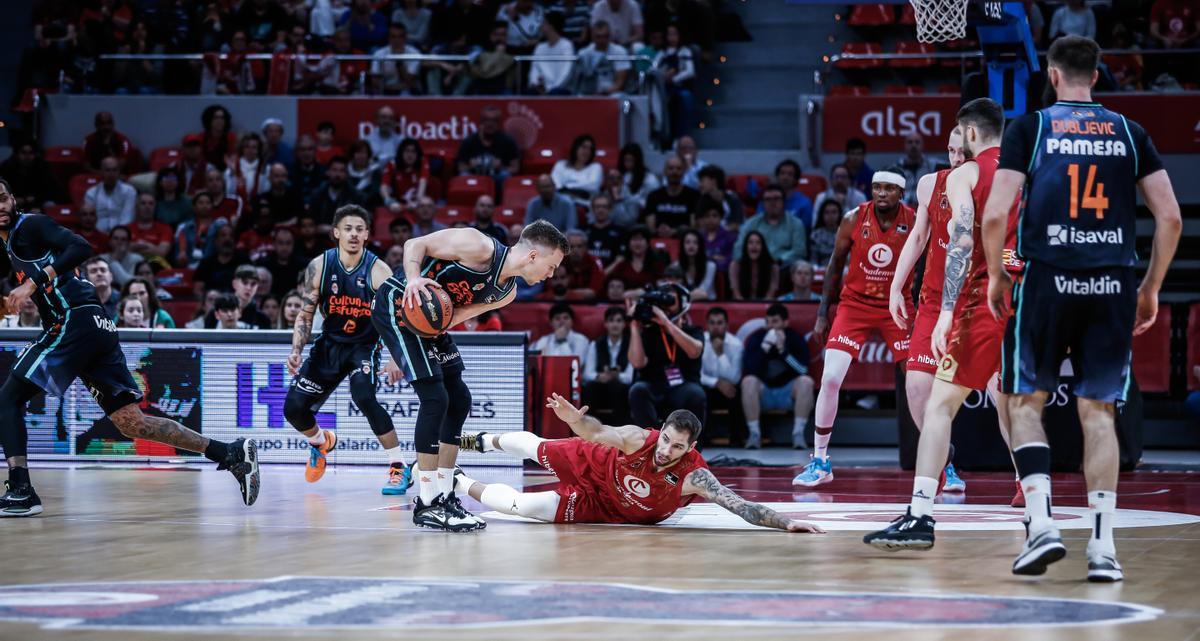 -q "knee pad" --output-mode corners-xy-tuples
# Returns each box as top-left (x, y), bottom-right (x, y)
(411, 376), (449, 455)
(440, 371), (472, 444)
(283, 391), (318, 432)
(350, 375), (395, 437)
